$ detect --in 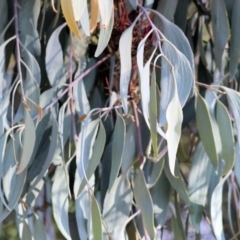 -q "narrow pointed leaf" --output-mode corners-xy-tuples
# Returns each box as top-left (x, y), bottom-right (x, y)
(211, 0), (229, 70)
(196, 93), (218, 170)
(91, 195), (103, 240)
(109, 113), (126, 191)
(77, 120), (106, 196)
(119, 23), (134, 113)
(60, 0), (82, 39)
(211, 172), (230, 240)
(94, 8), (114, 57)
(52, 164), (71, 240)
(17, 109), (36, 174)
(133, 170), (155, 239)
(98, 0), (113, 28)
(216, 100), (235, 175)
(229, 0), (240, 79)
